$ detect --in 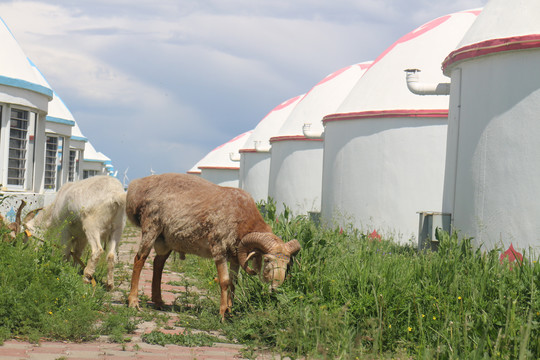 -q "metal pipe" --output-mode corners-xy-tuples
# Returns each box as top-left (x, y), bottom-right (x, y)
(302, 123), (324, 139)
(405, 69), (450, 96)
